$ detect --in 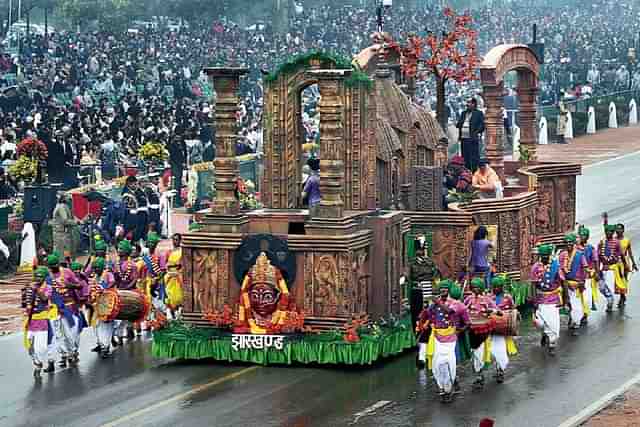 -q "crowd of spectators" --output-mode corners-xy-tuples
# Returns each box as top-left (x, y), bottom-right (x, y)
(0, 0), (636, 197)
